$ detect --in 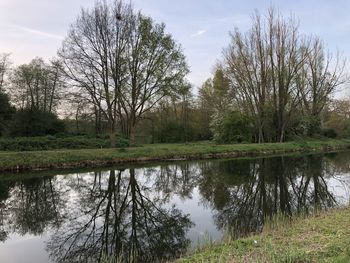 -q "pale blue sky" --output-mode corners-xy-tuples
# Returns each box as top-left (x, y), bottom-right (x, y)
(1, 0), (350, 88)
